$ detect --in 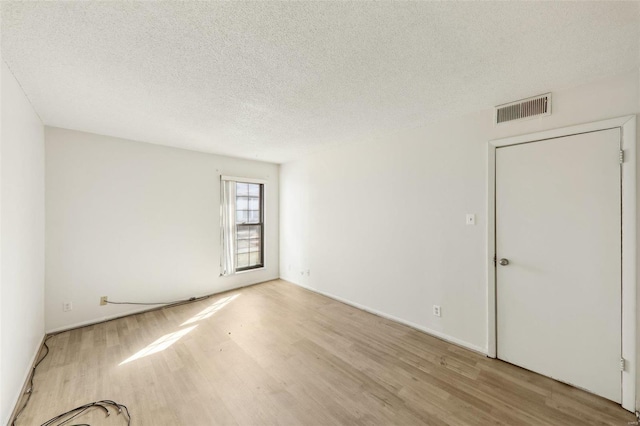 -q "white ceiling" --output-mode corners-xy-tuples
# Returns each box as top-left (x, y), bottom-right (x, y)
(2, 2), (639, 163)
